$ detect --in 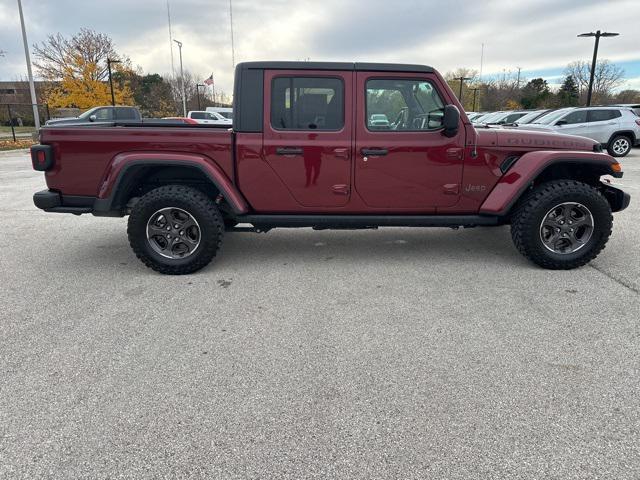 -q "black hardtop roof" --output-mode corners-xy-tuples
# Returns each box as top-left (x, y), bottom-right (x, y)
(236, 61), (434, 73)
